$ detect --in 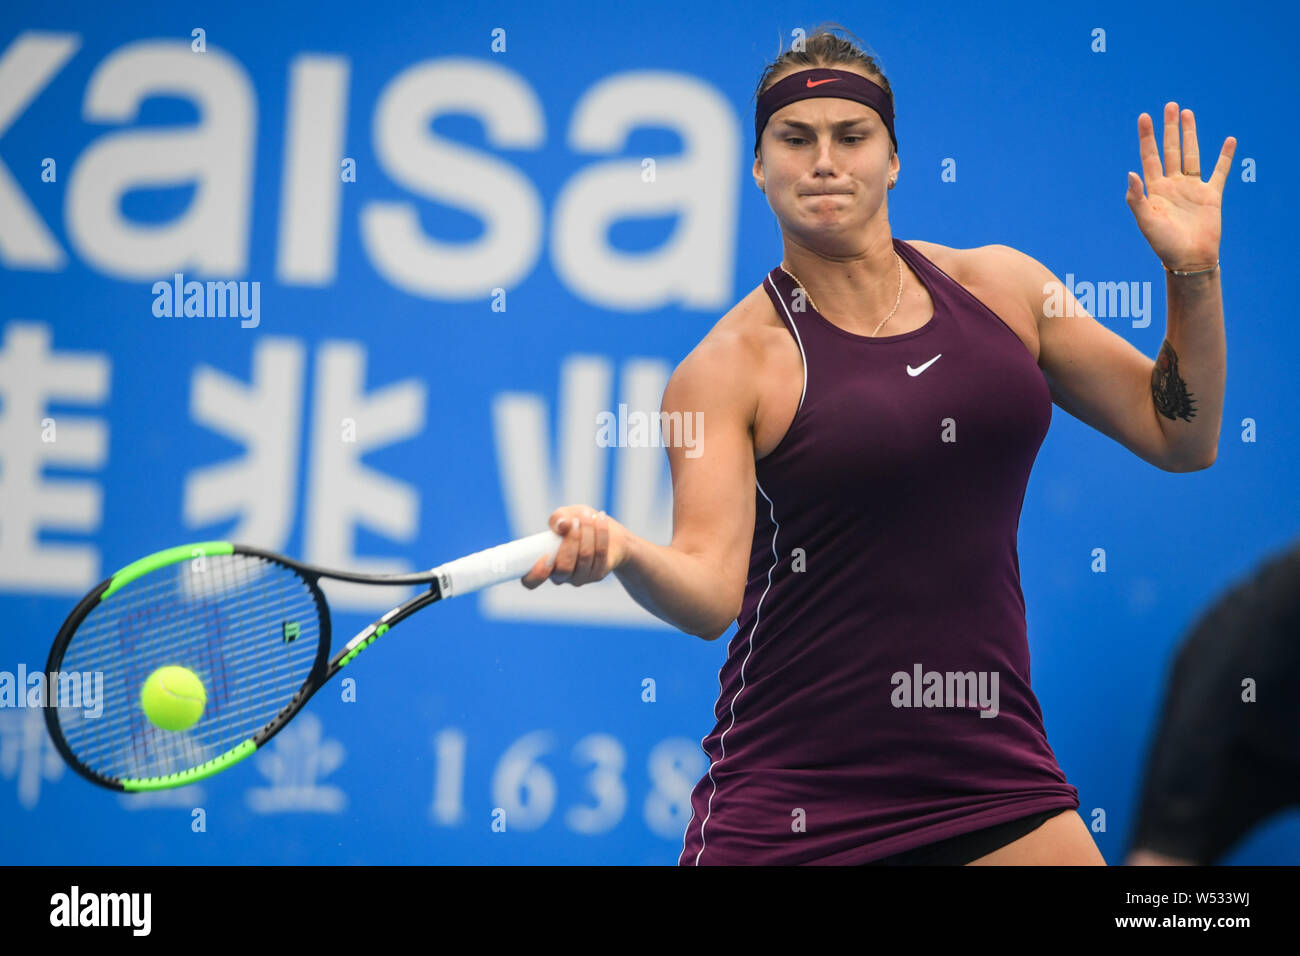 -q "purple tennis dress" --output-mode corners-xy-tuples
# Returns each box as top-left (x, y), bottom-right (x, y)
(679, 237), (1079, 865)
